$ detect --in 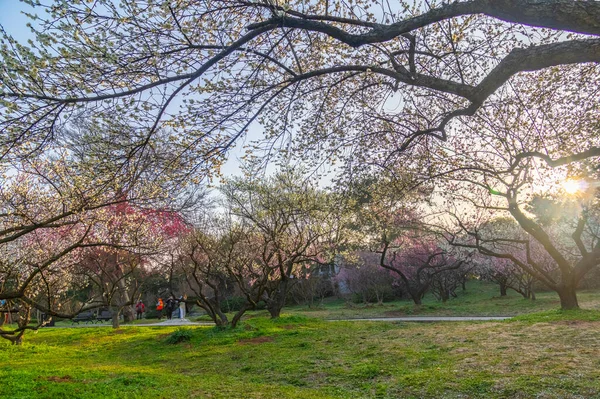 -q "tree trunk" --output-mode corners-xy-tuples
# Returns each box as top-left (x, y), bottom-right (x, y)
(200, 298), (229, 327)
(13, 331), (24, 345)
(557, 285), (579, 310)
(266, 279), (289, 318)
(410, 291), (422, 306)
(376, 289), (384, 305)
(527, 281), (536, 300)
(267, 300), (283, 318)
(111, 308), (120, 329)
(122, 306), (135, 322)
(519, 290), (528, 299)
(210, 306), (229, 328)
(215, 315), (229, 327)
(116, 277), (134, 322)
(499, 282), (508, 297)
(13, 304), (31, 345)
(231, 303), (252, 328)
(215, 307), (229, 326)
(441, 291), (449, 303)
